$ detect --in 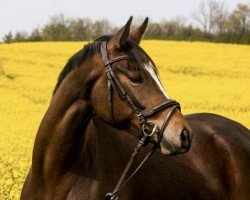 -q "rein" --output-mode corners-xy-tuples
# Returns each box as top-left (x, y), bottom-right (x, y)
(100, 41), (180, 200)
